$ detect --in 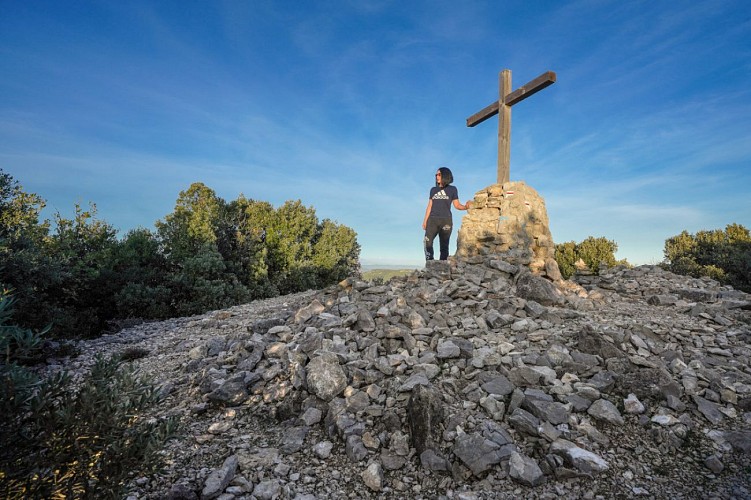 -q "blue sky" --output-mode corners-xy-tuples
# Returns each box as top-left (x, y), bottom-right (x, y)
(2, 1), (750, 267)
